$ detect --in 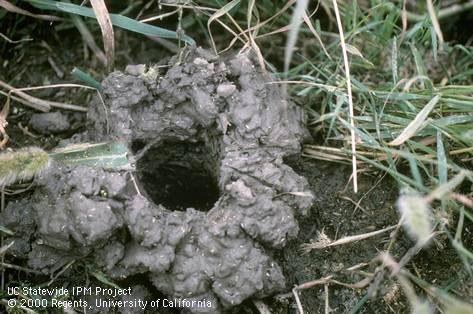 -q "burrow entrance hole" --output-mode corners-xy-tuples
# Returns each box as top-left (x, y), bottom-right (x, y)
(135, 140), (220, 212)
